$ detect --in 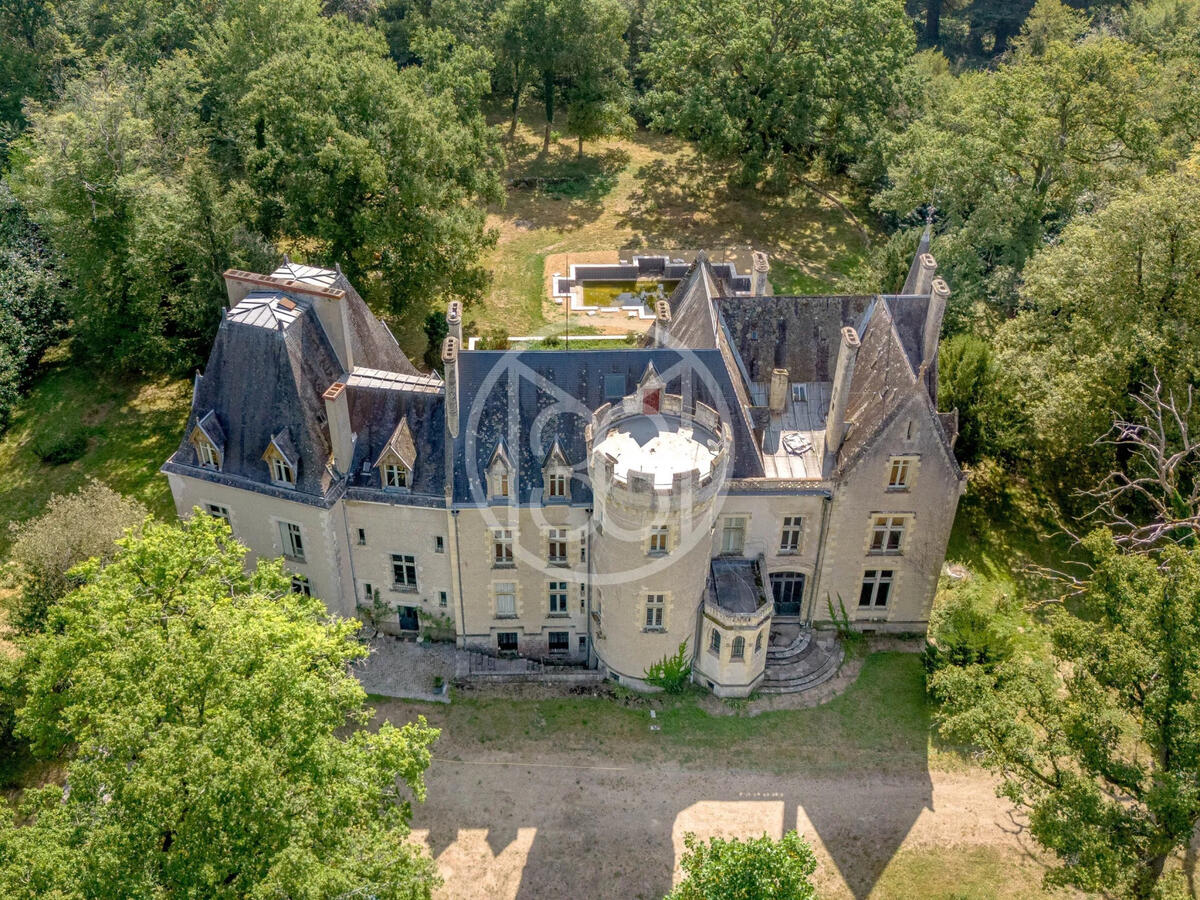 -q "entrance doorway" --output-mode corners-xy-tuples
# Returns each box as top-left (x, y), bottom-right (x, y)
(398, 605), (419, 632)
(770, 572), (806, 617)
